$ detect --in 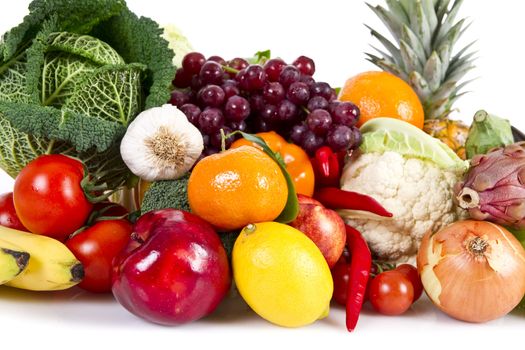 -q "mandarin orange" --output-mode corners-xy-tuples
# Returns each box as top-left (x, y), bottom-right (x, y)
(187, 146), (288, 231)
